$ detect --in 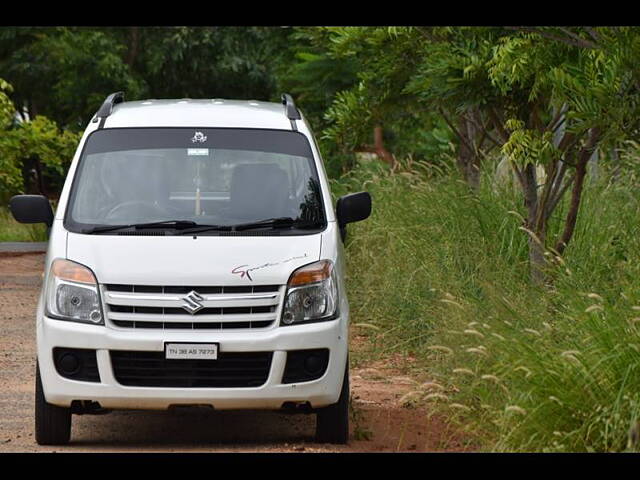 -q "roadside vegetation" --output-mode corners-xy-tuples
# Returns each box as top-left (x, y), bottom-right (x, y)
(0, 206), (46, 242)
(335, 158), (640, 452)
